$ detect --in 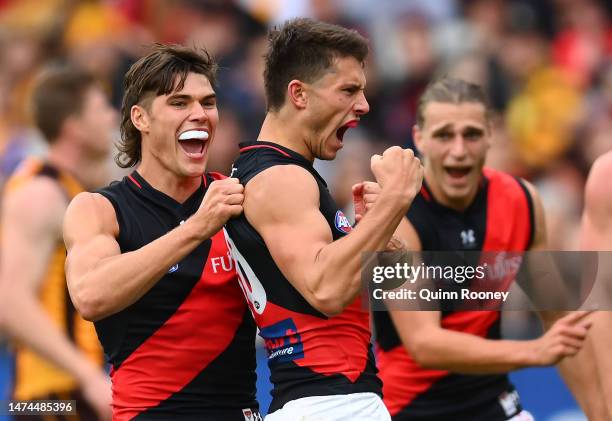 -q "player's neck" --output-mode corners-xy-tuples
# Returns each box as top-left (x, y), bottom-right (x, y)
(136, 158), (202, 203)
(47, 142), (109, 191)
(258, 112), (315, 162)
